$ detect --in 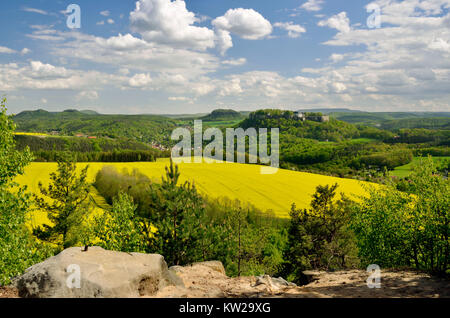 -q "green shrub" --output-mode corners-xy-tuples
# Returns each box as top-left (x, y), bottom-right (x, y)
(0, 98), (53, 285)
(88, 192), (144, 253)
(351, 157), (449, 275)
(283, 184), (359, 284)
